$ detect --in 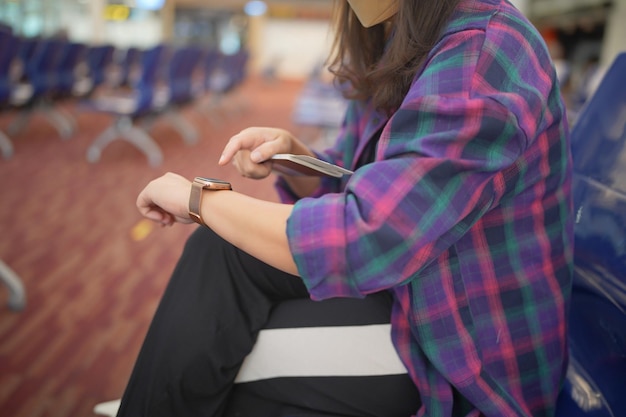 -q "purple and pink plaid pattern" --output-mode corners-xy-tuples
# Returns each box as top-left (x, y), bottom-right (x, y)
(279, 0), (573, 415)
